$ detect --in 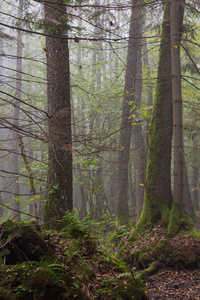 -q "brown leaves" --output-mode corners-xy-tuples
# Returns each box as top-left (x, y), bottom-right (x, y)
(145, 269), (200, 299)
